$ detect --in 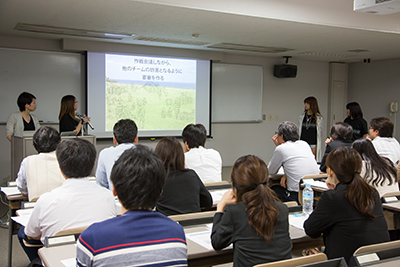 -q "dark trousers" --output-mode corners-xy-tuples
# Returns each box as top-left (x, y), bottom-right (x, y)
(271, 185), (299, 204)
(18, 226), (42, 262)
